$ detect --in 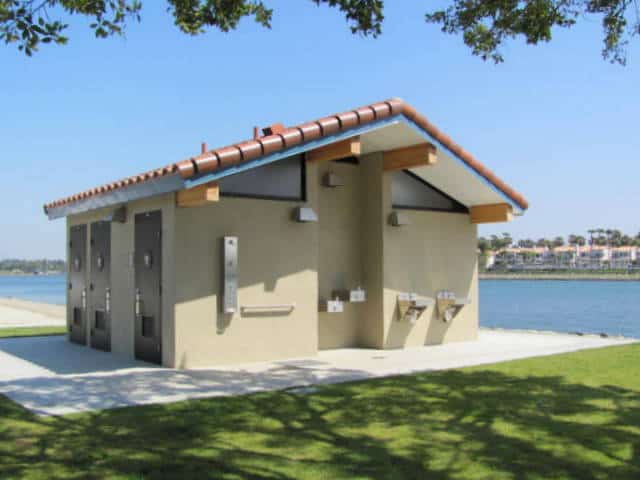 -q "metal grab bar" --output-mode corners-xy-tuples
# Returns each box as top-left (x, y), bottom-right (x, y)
(241, 304), (296, 313)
